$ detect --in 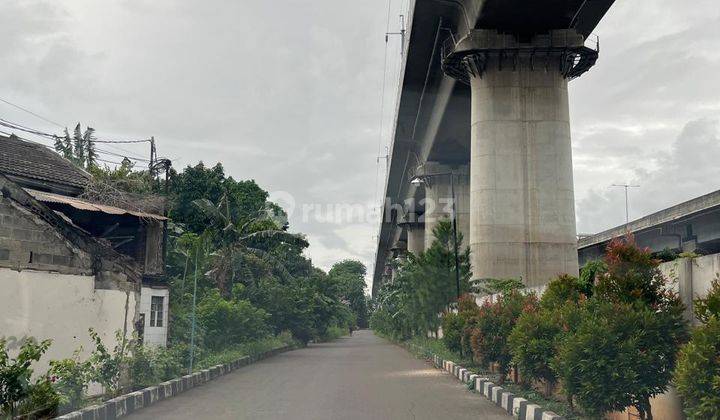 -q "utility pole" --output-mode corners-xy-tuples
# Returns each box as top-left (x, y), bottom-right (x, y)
(188, 241), (199, 374)
(449, 172), (461, 300)
(386, 15), (406, 57)
(611, 183), (640, 228)
(149, 136), (156, 176)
